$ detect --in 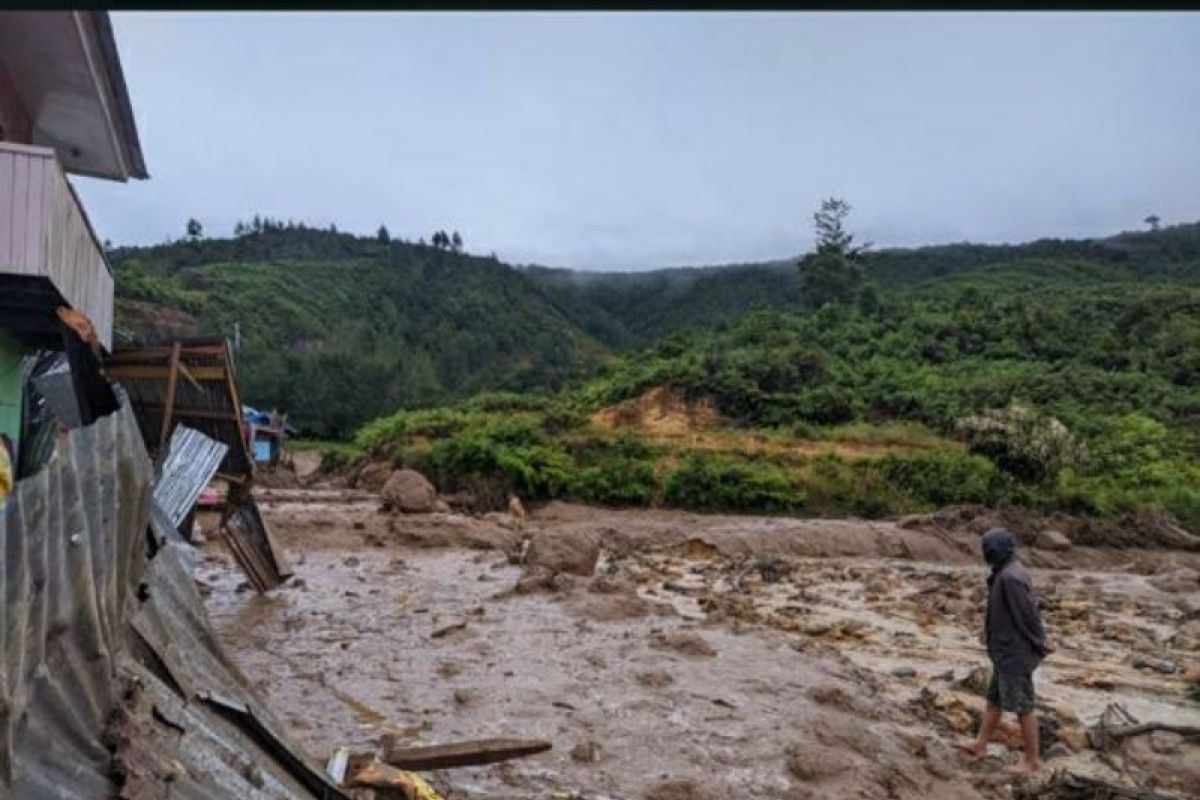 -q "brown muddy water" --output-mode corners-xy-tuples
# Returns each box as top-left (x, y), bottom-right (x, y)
(200, 492), (1200, 800)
